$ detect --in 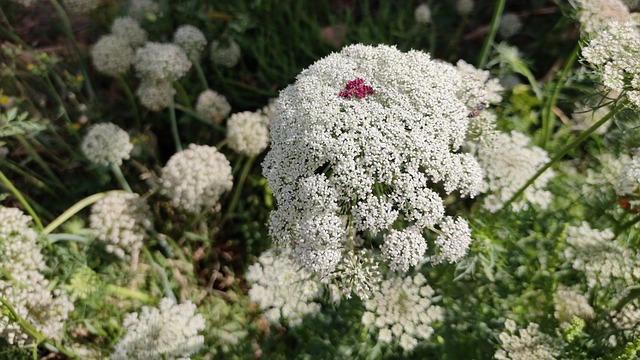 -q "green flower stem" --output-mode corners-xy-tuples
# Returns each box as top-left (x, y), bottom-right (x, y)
(15, 135), (64, 189)
(168, 88), (183, 152)
(0, 158), (55, 195)
(106, 284), (156, 304)
(498, 100), (627, 213)
(42, 191), (111, 235)
(476, 0), (506, 69)
(172, 81), (192, 109)
(45, 233), (89, 244)
(221, 156), (255, 225)
(192, 59), (209, 90)
(117, 76), (141, 131)
(0, 169), (43, 231)
(142, 247), (175, 302)
(110, 162), (132, 193)
(540, 43), (580, 149)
